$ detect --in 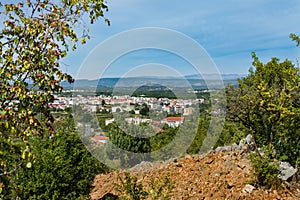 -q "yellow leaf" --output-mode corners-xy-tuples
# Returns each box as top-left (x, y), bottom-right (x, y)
(21, 151), (26, 159)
